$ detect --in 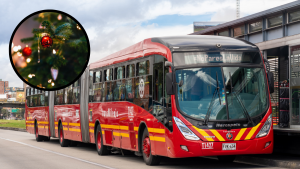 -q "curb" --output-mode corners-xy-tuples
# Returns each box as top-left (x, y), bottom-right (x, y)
(236, 155), (300, 169)
(0, 127), (26, 132)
